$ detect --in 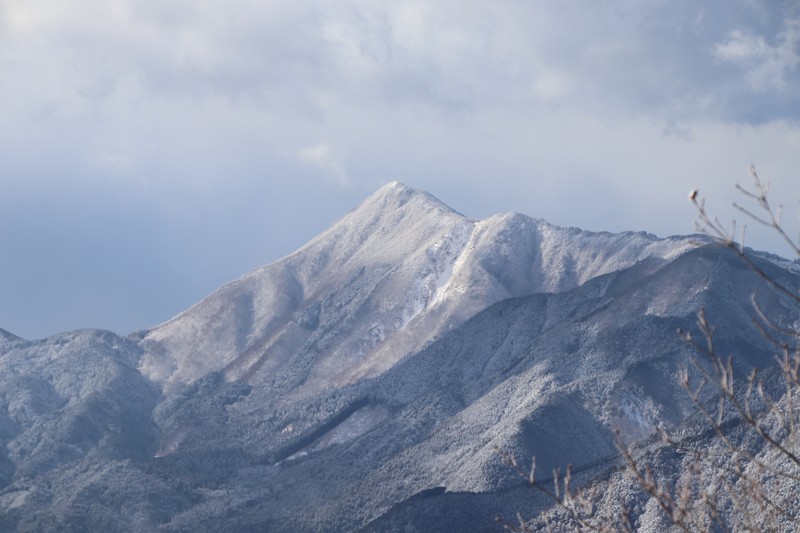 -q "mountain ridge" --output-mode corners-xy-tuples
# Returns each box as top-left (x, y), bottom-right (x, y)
(136, 182), (701, 397)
